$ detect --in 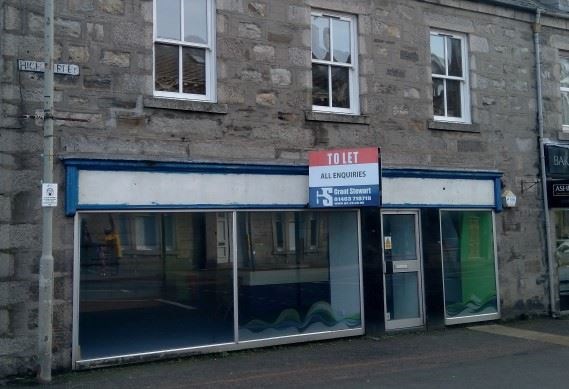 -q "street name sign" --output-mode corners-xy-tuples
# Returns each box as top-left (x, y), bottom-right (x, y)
(18, 59), (80, 76)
